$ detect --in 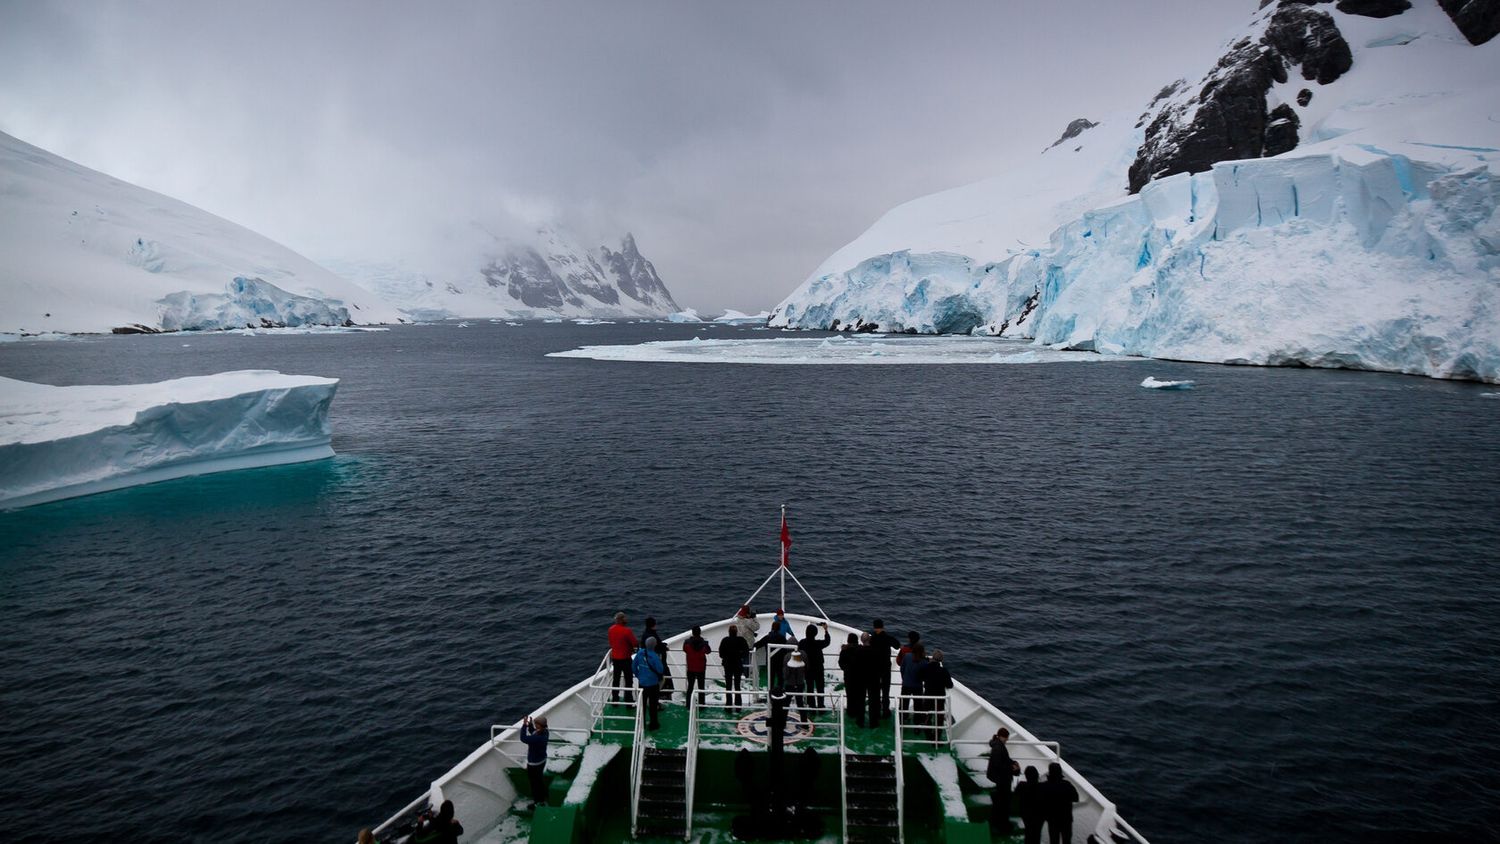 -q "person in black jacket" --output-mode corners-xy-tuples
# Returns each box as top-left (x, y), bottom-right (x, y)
(837, 633), (864, 727)
(754, 625), (793, 689)
(986, 727), (1014, 835)
(1042, 762), (1079, 844)
(1014, 766), (1045, 844)
(919, 648), (954, 736)
(869, 618), (900, 717)
(412, 798), (463, 844)
(857, 632), (884, 728)
(719, 624), (750, 709)
(797, 622), (832, 710)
